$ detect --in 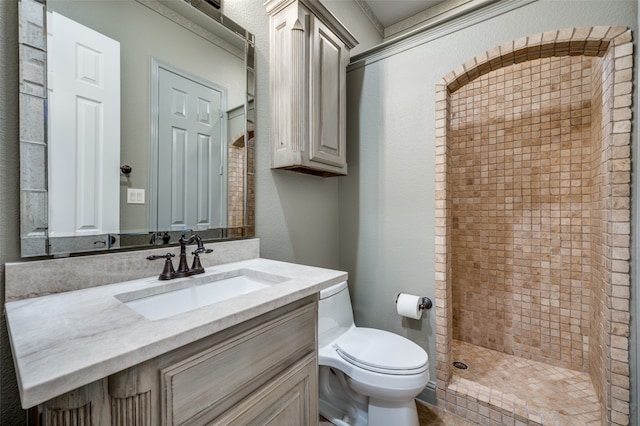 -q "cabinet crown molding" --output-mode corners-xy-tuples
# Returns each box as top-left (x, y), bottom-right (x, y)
(264, 0), (358, 48)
